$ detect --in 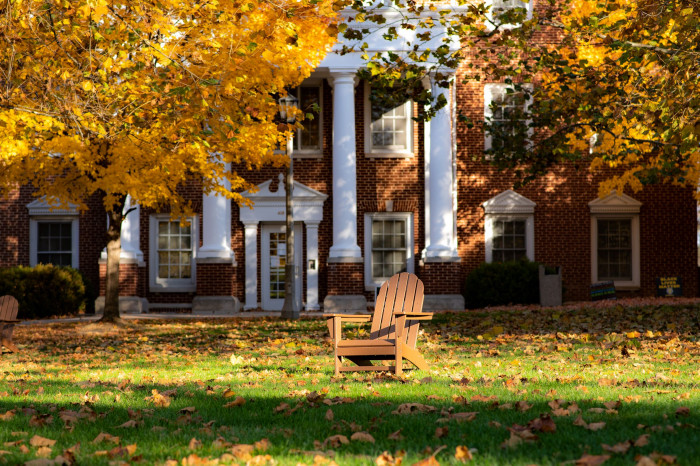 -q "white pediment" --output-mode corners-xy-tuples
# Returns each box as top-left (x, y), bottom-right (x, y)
(482, 190), (536, 214)
(26, 197), (79, 216)
(589, 192), (642, 214)
(239, 174), (328, 224)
